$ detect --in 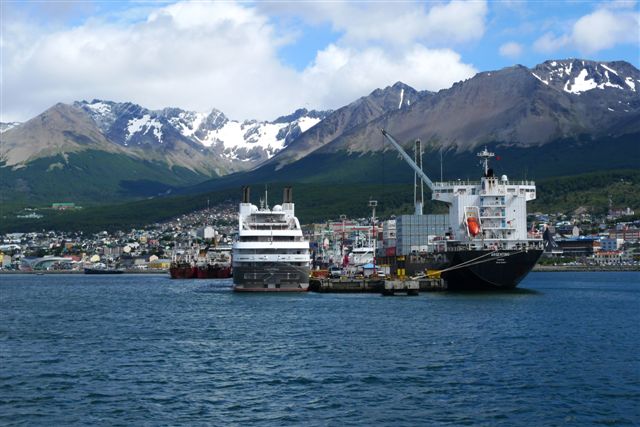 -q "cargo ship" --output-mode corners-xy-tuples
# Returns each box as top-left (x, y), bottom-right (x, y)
(232, 186), (310, 292)
(380, 130), (545, 290)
